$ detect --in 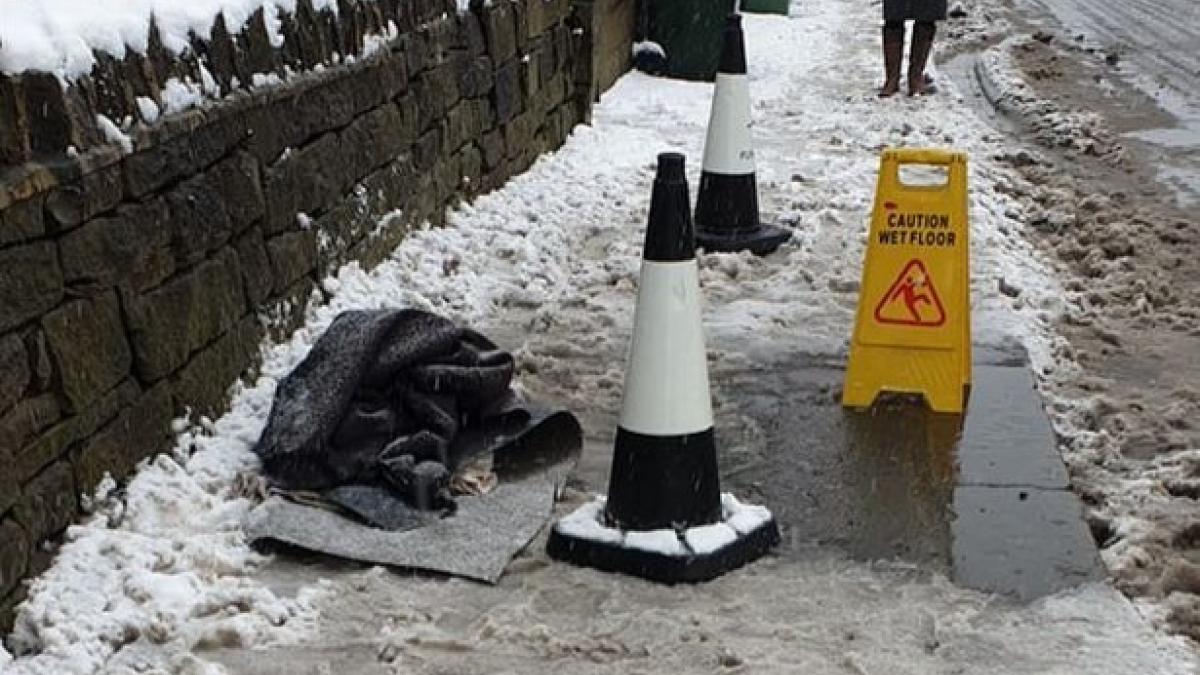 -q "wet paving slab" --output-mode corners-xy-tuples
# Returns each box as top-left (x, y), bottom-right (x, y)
(712, 346), (1105, 601)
